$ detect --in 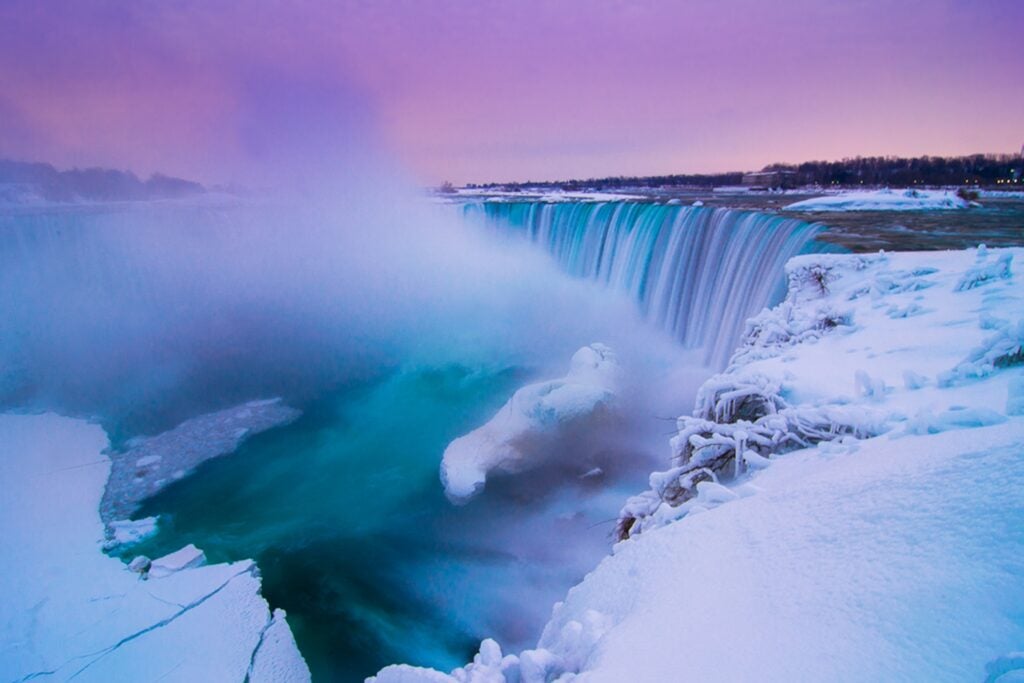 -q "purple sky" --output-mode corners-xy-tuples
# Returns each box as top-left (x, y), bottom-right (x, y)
(1, 0), (1021, 185)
